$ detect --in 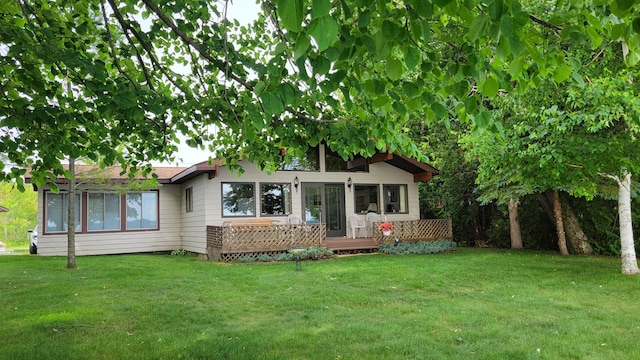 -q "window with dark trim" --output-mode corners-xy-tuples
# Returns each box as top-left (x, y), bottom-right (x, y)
(353, 184), (379, 214)
(88, 193), (121, 231)
(383, 184), (408, 213)
(222, 183), (255, 216)
(45, 192), (81, 232)
(260, 183), (292, 216)
(185, 187), (193, 213)
(126, 192), (159, 229)
(325, 148), (368, 172)
(279, 147), (319, 171)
